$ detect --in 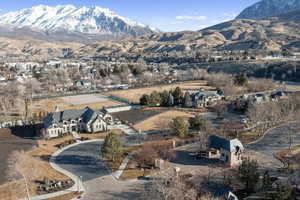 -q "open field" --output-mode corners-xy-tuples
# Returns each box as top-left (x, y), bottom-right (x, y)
(111, 108), (167, 125)
(134, 109), (193, 132)
(107, 81), (215, 103)
(31, 94), (123, 114)
(61, 94), (110, 105)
